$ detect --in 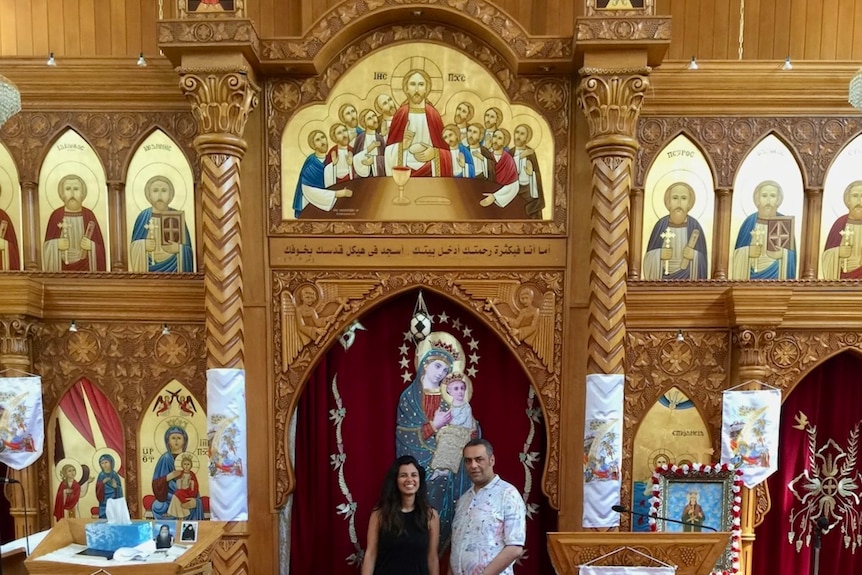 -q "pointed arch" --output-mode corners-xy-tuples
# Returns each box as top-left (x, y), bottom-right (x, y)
(738, 129), (808, 188)
(642, 129), (718, 189)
